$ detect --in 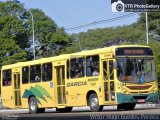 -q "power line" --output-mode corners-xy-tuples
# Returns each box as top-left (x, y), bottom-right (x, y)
(65, 13), (138, 31)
